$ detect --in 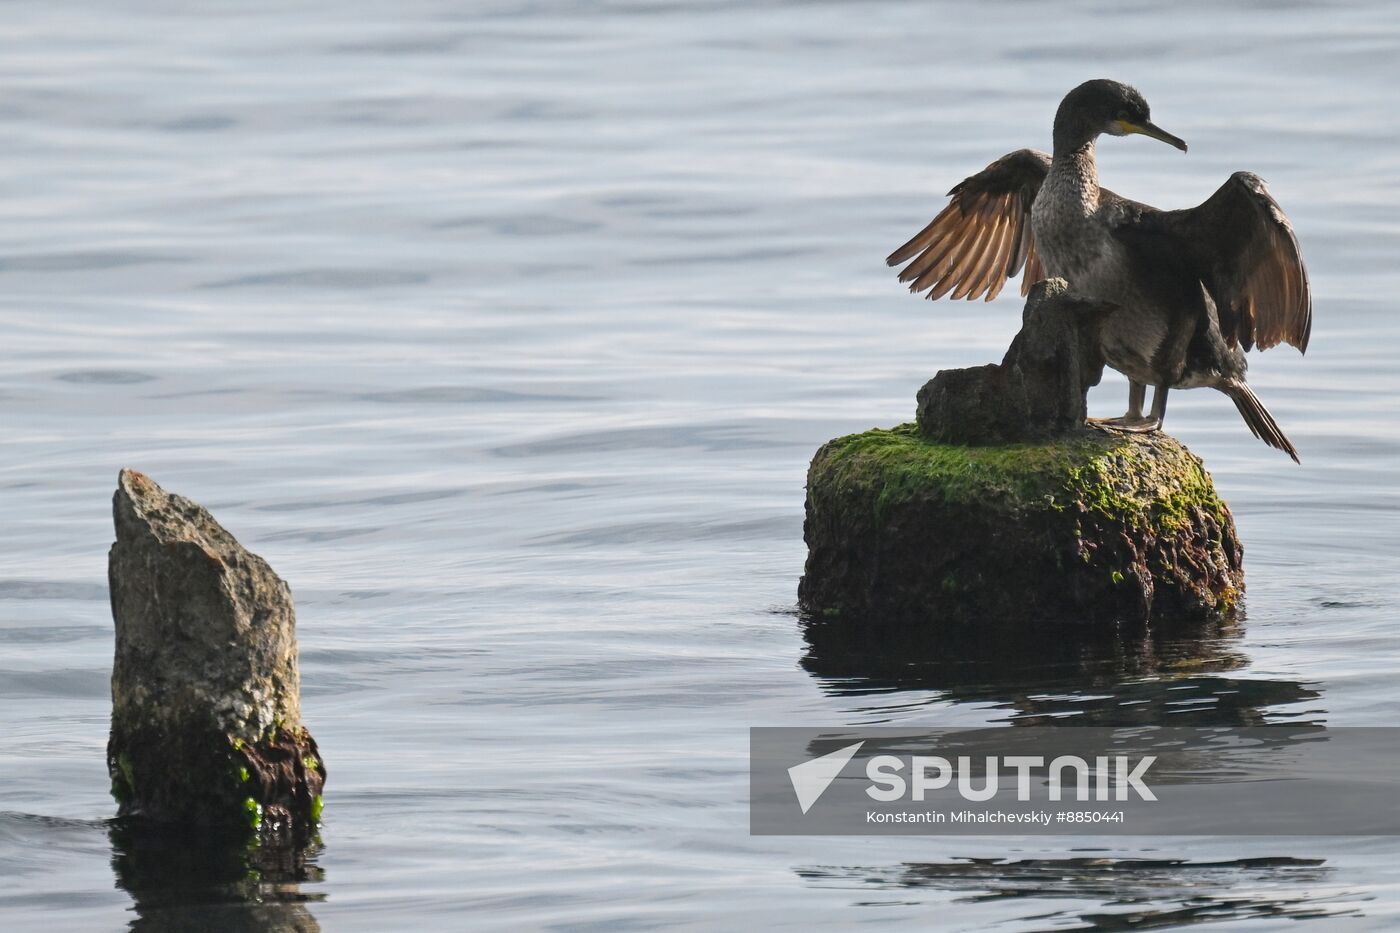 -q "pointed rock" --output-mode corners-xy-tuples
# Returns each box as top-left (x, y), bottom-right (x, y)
(107, 469), (324, 842)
